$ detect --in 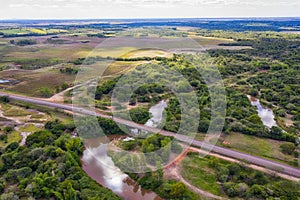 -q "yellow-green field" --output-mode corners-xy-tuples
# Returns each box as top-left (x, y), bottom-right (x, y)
(121, 49), (173, 58)
(18, 124), (41, 133)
